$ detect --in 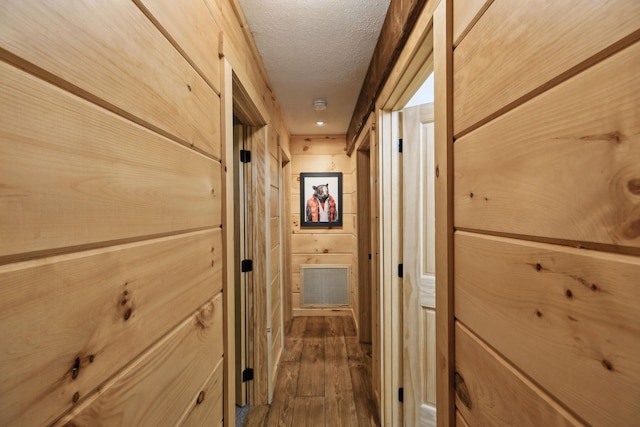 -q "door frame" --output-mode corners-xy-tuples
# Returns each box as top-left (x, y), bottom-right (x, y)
(373, 1), (454, 425)
(223, 58), (277, 413)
